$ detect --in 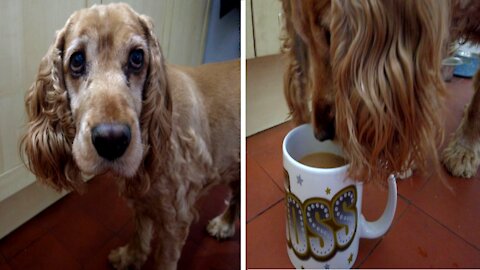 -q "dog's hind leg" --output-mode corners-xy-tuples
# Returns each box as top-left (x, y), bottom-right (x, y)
(442, 69), (480, 178)
(109, 211), (153, 270)
(207, 179), (240, 240)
